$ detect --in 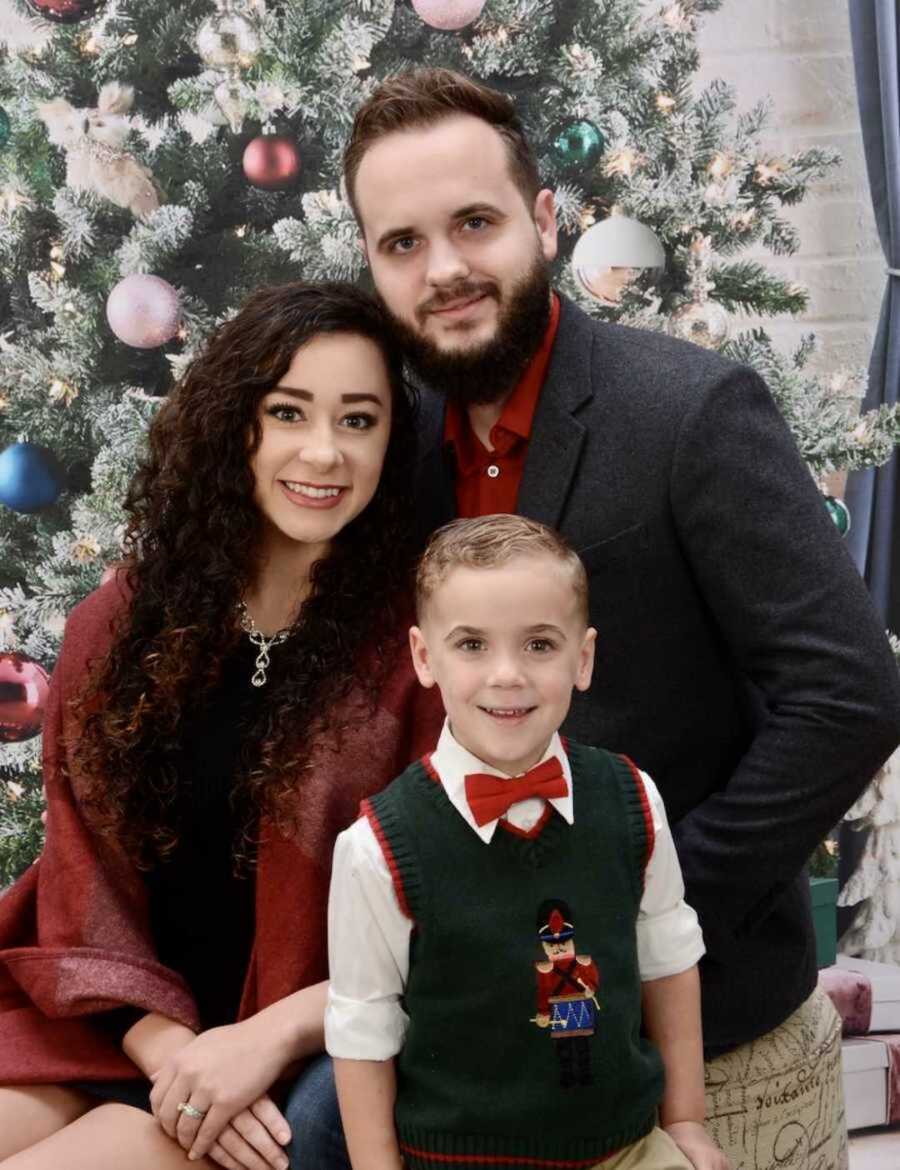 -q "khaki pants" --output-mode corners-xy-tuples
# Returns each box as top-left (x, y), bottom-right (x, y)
(593, 1126), (694, 1169)
(703, 986), (848, 1170)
